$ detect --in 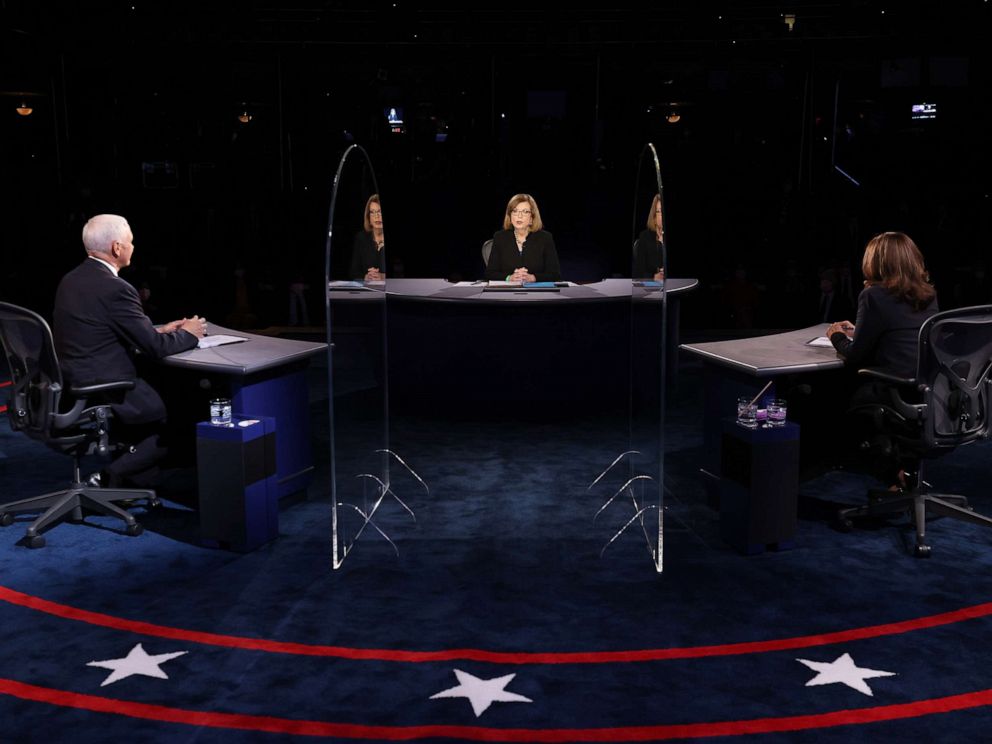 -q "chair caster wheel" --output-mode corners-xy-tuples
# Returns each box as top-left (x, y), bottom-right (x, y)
(834, 517), (854, 533)
(914, 544), (932, 558)
(125, 522), (143, 537)
(26, 534), (46, 549)
(0, 513), (13, 527)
